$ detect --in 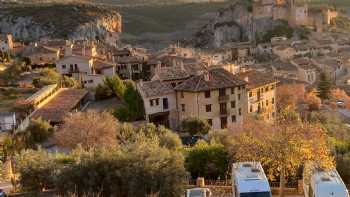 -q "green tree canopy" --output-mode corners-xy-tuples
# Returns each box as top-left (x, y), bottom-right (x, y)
(25, 117), (54, 148)
(15, 123), (186, 197)
(181, 117), (210, 136)
(185, 140), (230, 180)
(317, 72), (332, 100)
